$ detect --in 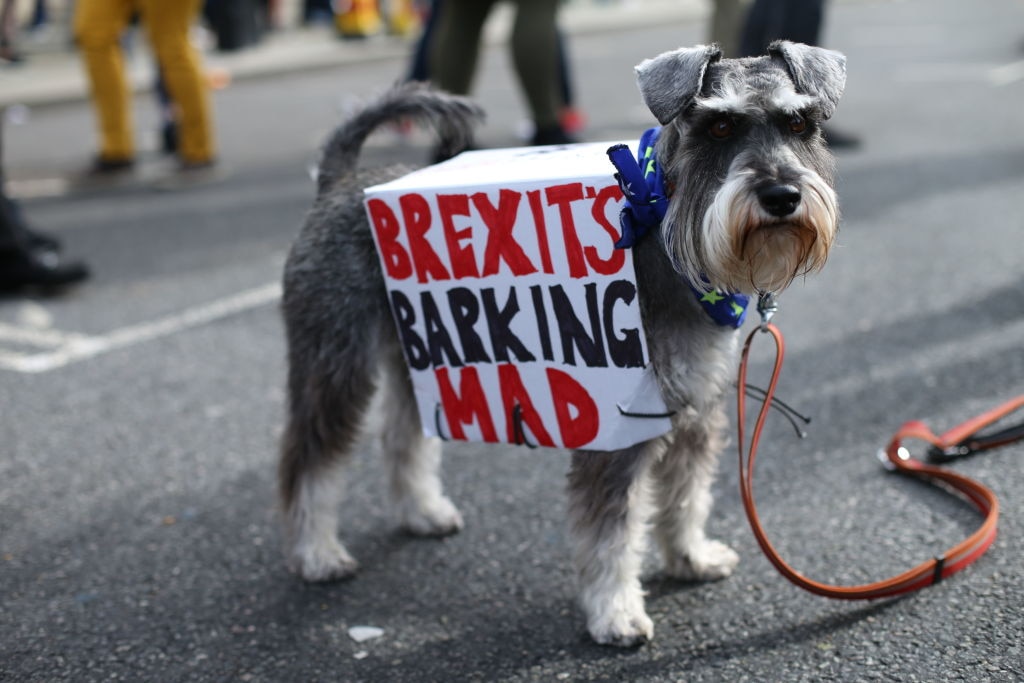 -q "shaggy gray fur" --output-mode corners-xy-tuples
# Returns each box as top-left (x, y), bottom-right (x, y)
(279, 44), (844, 646)
(280, 83), (484, 513)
